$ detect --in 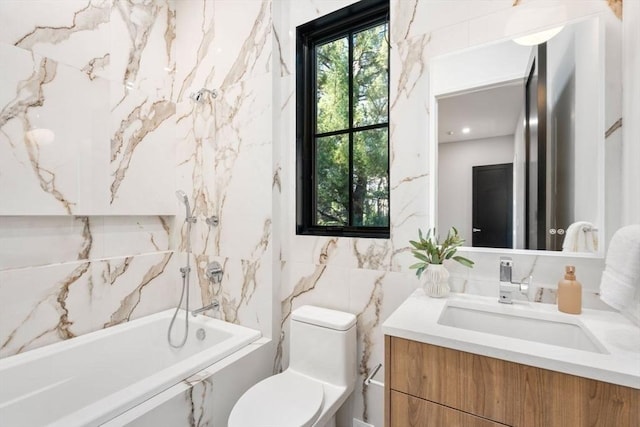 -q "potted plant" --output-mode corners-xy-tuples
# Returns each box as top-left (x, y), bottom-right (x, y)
(409, 227), (474, 297)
